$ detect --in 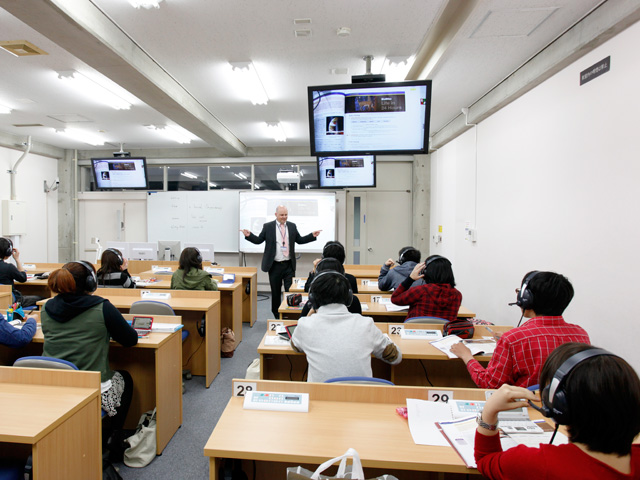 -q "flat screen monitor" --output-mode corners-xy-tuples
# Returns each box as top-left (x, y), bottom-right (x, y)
(157, 240), (182, 261)
(104, 242), (130, 259)
(129, 242), (157, 261)
(317, 155), (376, 188)
(308, 80), (432, 156)
(91, 157), (149, 190)
(183, 243), (214, 263)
